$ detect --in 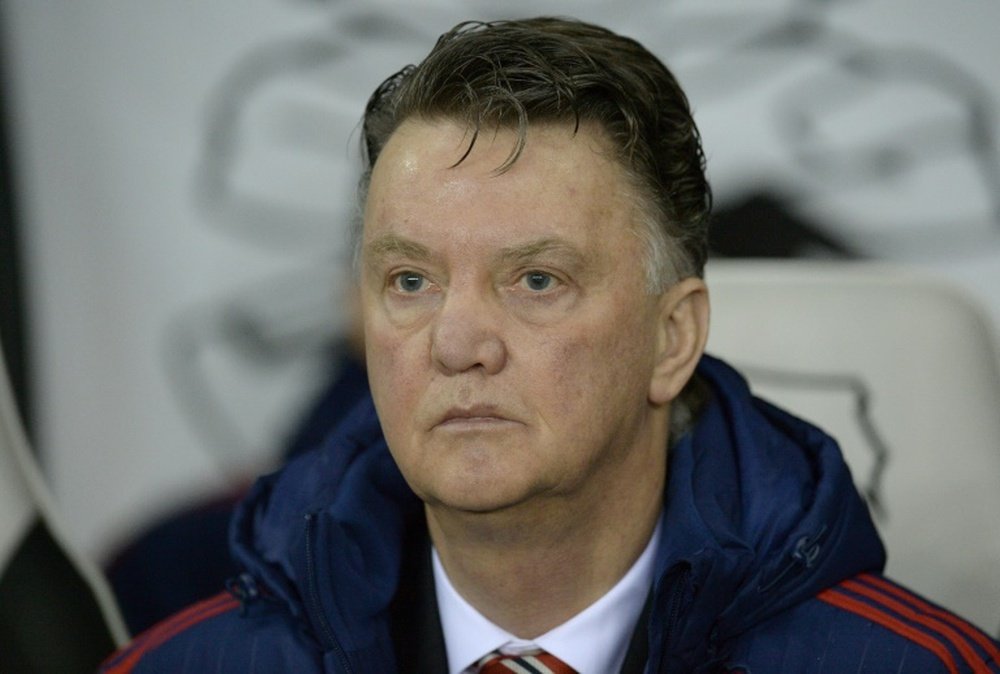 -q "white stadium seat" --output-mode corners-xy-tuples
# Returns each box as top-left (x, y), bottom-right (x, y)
(707, 260), (1000, 633)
